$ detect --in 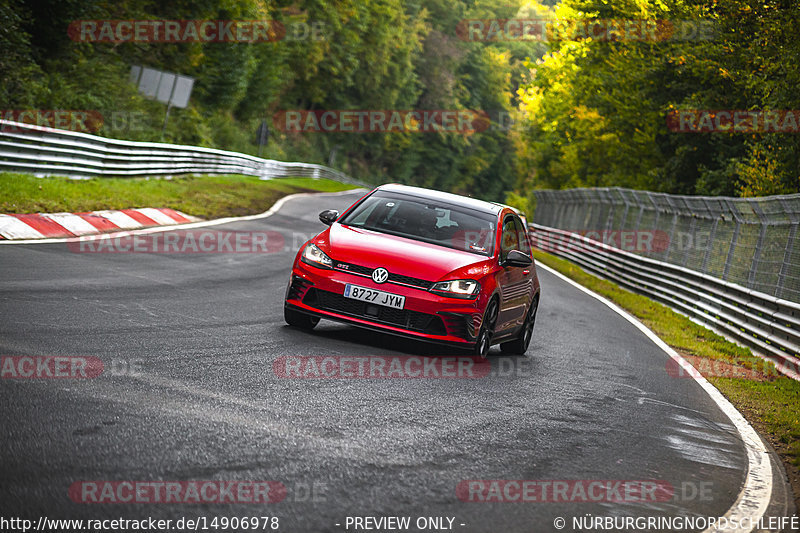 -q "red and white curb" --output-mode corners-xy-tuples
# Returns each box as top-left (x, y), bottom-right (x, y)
(0, 208), (200, 240)
(0, 189), (366, 245)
